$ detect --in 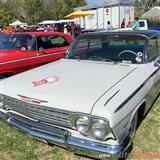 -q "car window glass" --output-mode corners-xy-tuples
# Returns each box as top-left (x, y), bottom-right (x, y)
(71, 38), (89, 56)
(148, 38), (158, 60)
(50, 36), (69, 47)
(4, 34), (34, 50)
(28, 37), (36, 51)
(37, 36), (46, 50)
(11, 35), (33, 49)
(0, 34), (13, 50)
(68, 35), (146, 64)
(139, 21), (145, 27)
(89, 38), (102, 51)
(37, 36), (69, 50)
